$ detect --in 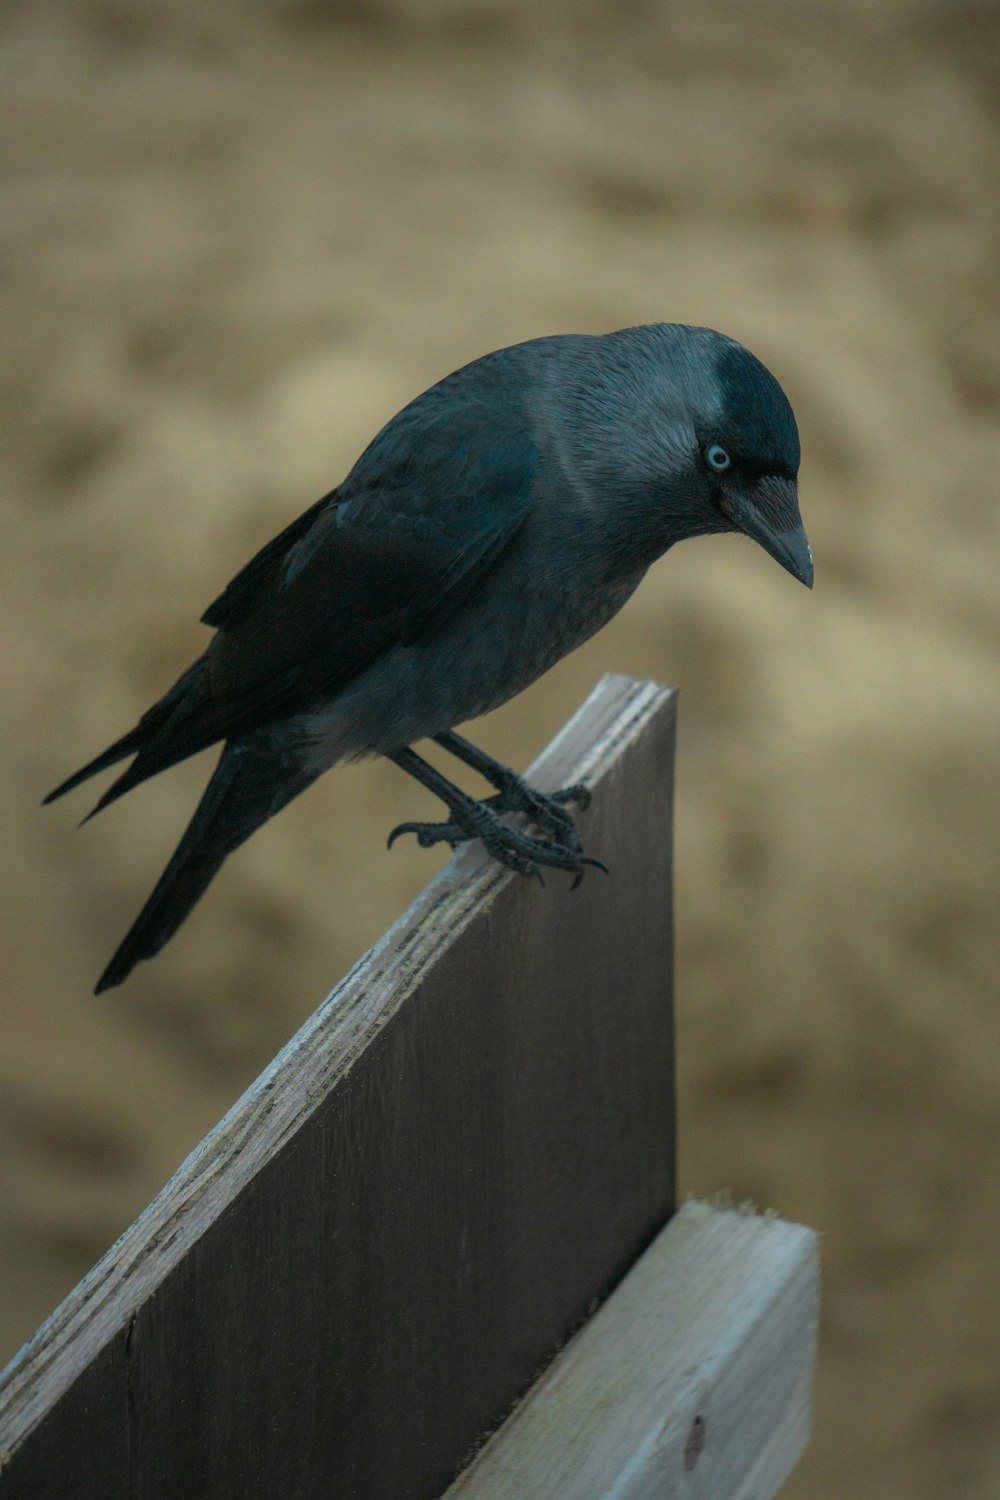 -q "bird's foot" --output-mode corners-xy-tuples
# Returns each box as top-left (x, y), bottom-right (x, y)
(387, 788), (605, 888)
(481, 775), (592, 853)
